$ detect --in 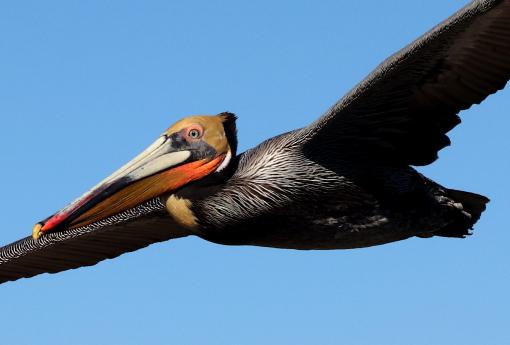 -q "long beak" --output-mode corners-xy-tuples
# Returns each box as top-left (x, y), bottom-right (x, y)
(33, 135), (225, 239)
